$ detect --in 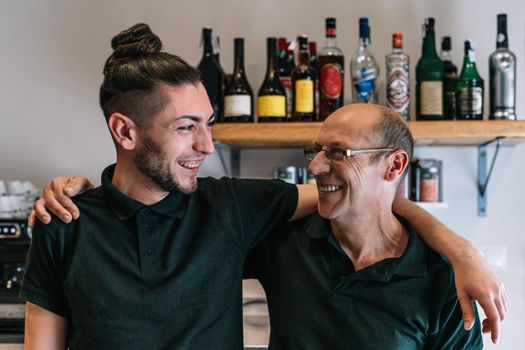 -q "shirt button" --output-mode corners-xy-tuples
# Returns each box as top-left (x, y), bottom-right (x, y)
(145, 227), (152, 234)
(146, 248), (154, 256)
